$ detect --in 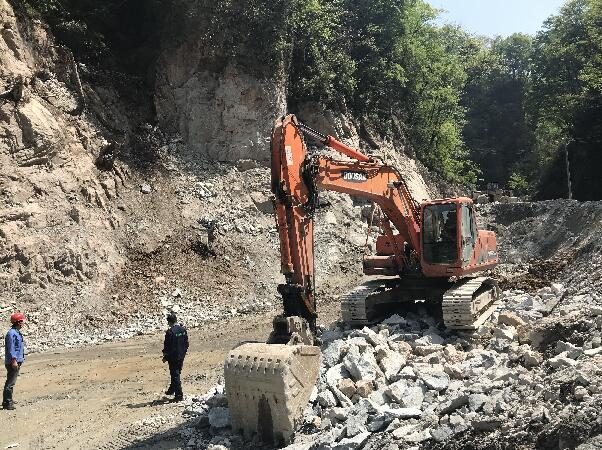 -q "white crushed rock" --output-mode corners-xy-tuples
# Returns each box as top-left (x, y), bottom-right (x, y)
(180, 276), (602, 449)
